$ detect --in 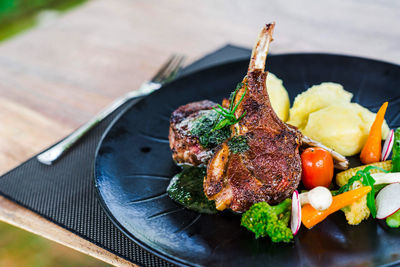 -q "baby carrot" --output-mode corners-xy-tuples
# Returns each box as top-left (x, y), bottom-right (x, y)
(360, 102), (388, 165)
(301, 186), (371, 229)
